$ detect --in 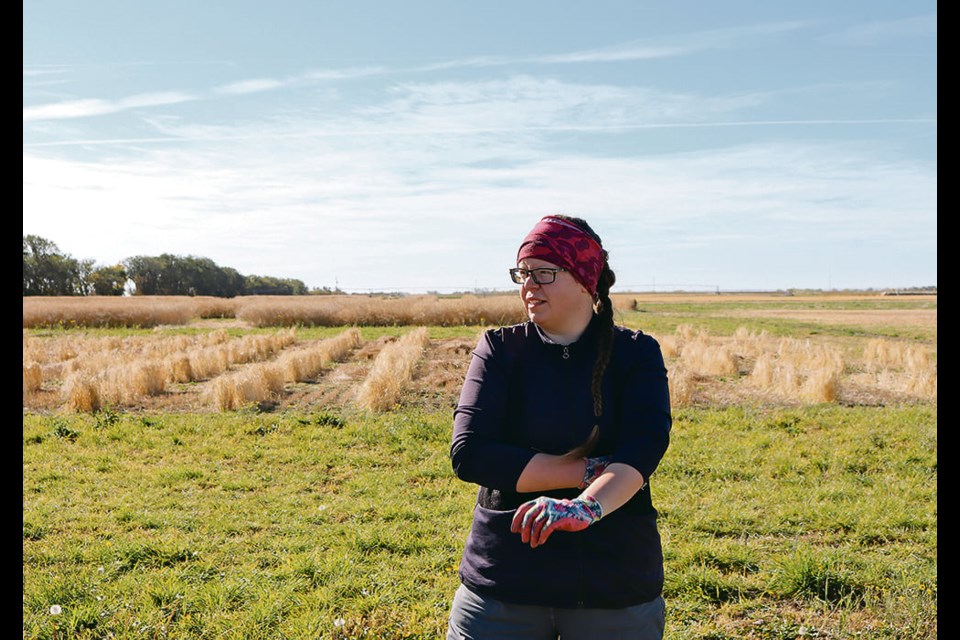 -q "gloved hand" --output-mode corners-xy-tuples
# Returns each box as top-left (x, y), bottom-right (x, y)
(510, 495), (603, 548)
(578, 455), (613, 489)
